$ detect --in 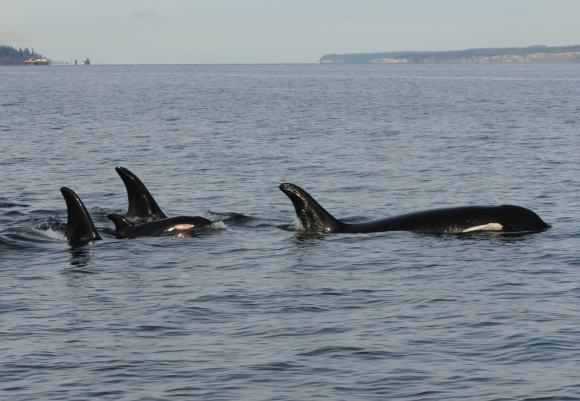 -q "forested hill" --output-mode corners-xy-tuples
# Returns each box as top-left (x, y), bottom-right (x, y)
(0, 45), (43, 65)
(320, 45), (580, 64)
